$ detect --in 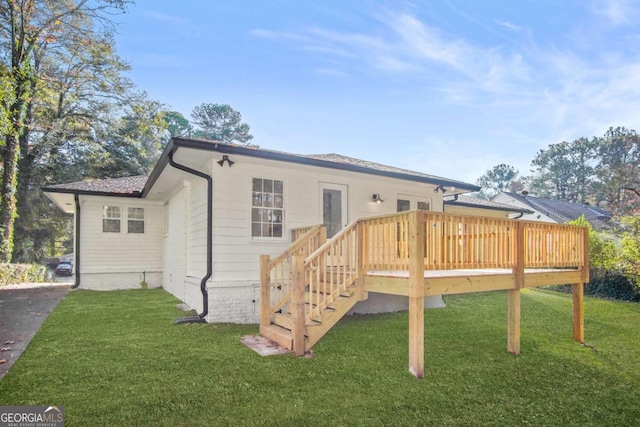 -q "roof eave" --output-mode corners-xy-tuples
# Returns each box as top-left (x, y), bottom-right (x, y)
(41, 187), (143, 198)
(155, 137), (480, 192)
